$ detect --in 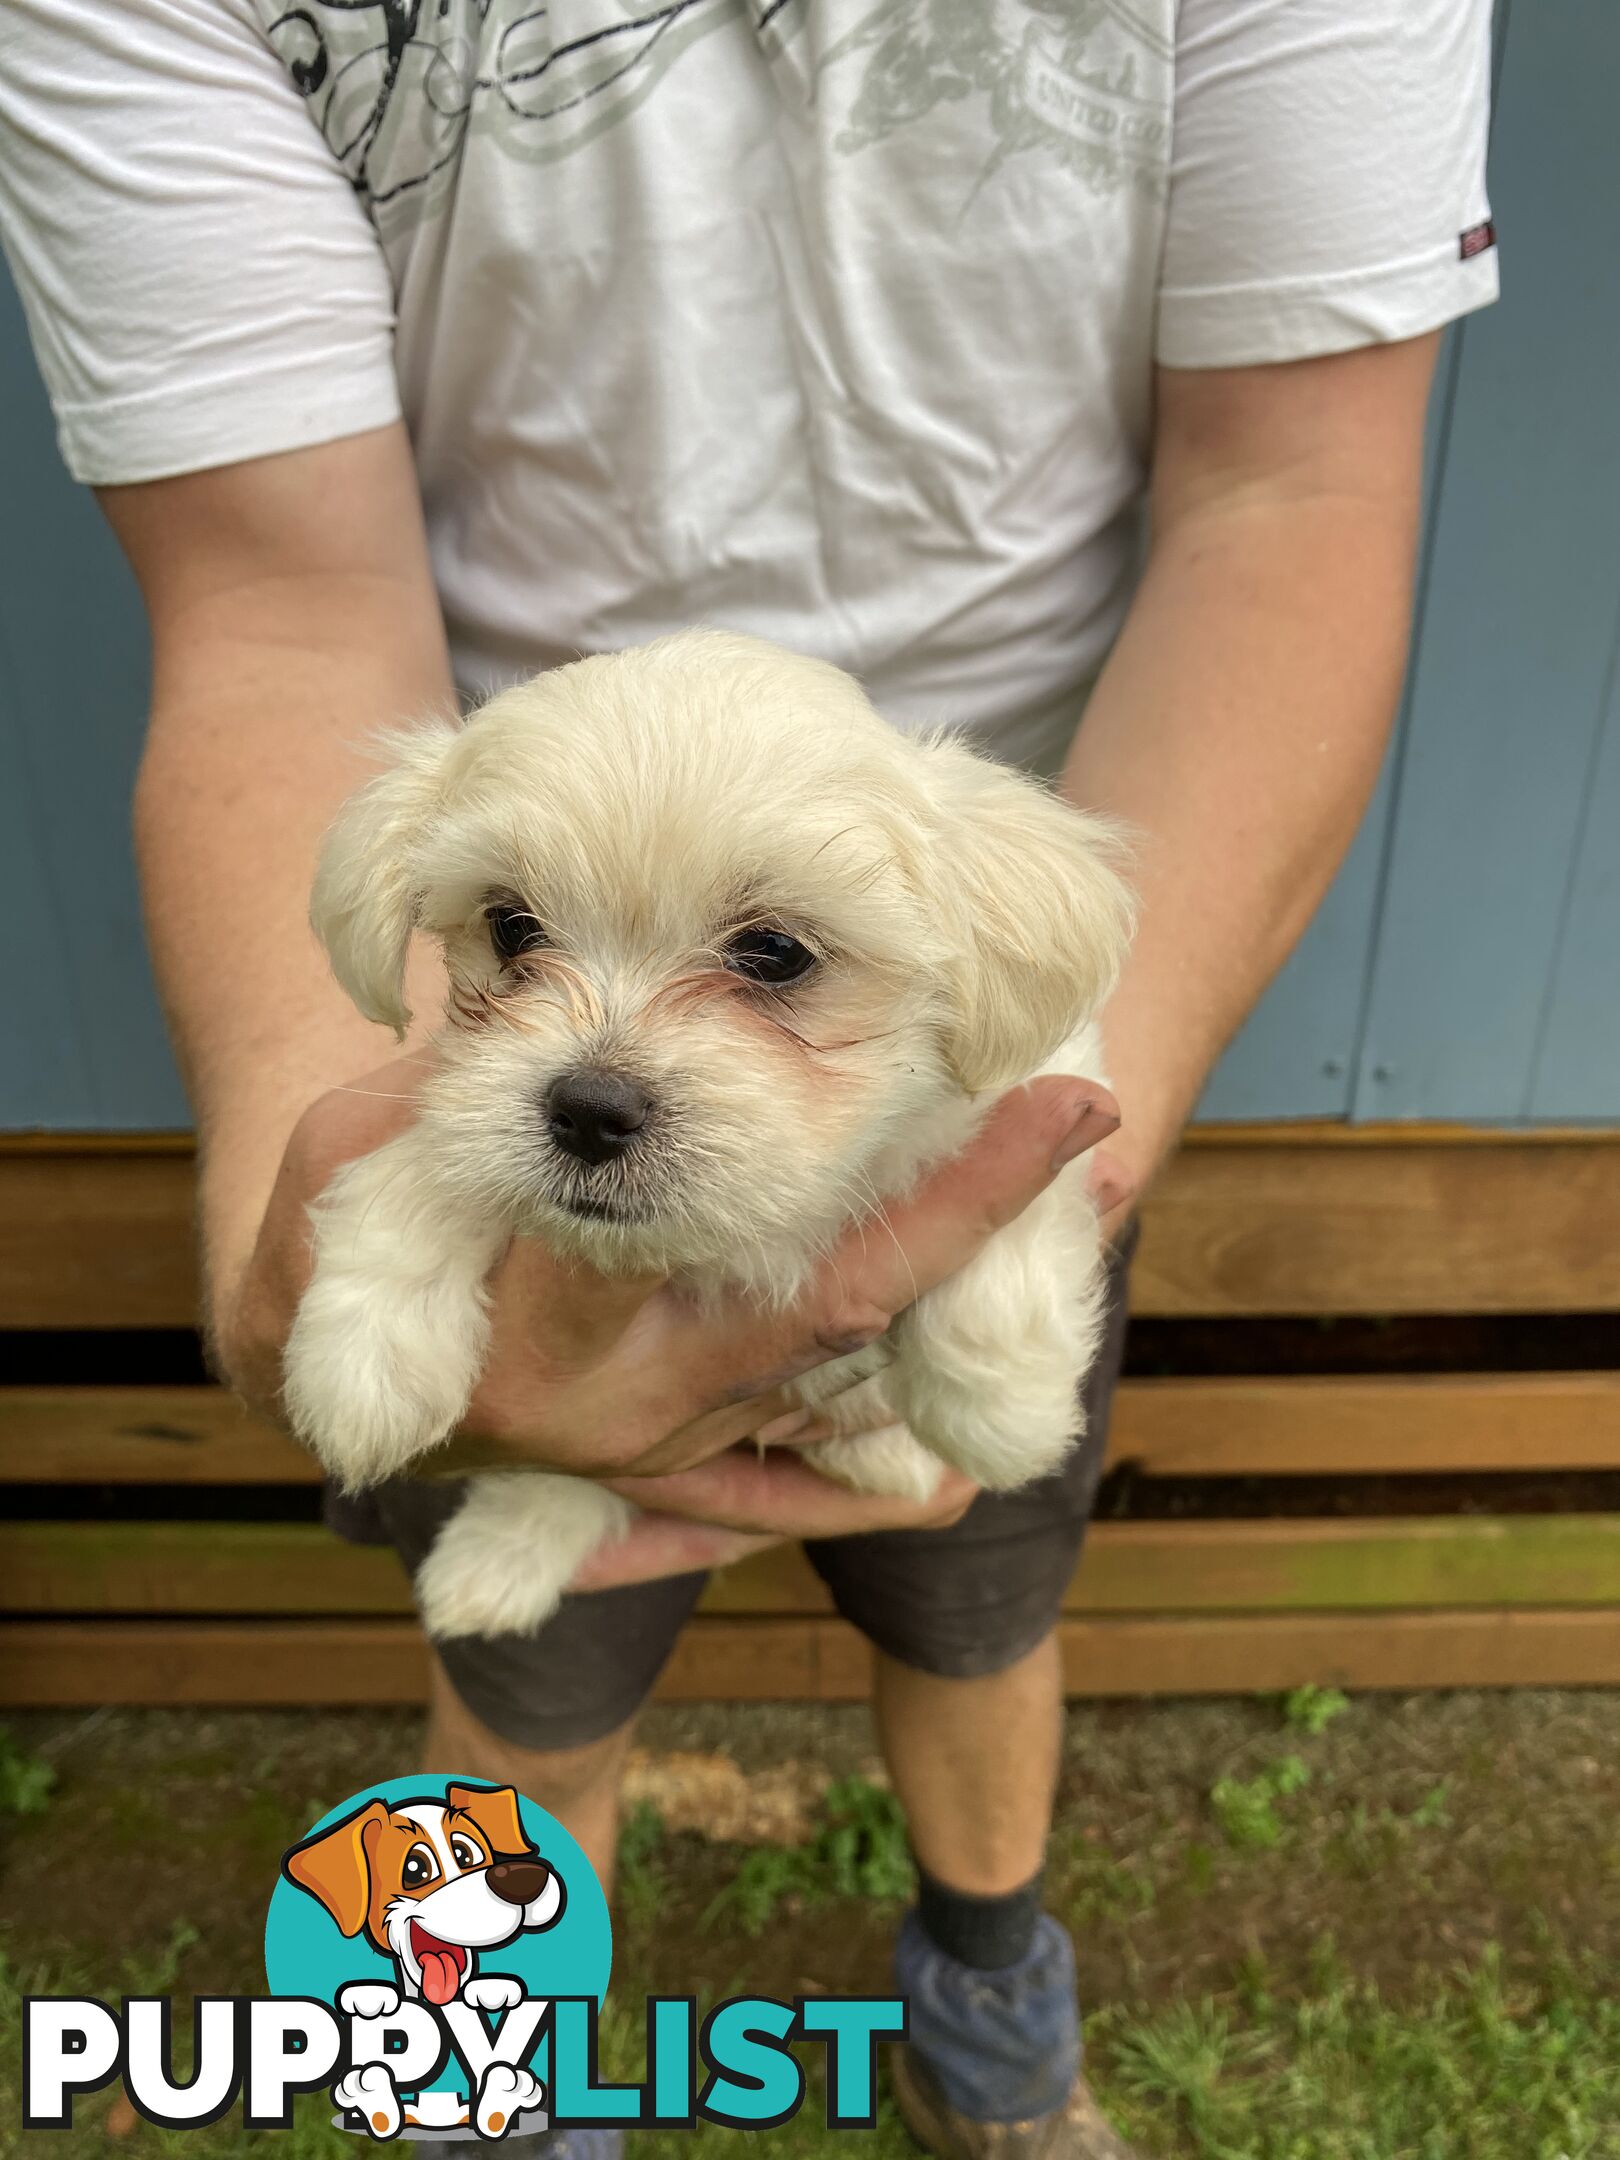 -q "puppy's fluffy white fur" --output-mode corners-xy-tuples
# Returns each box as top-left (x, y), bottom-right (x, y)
(284, 632), (1132, 1641)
